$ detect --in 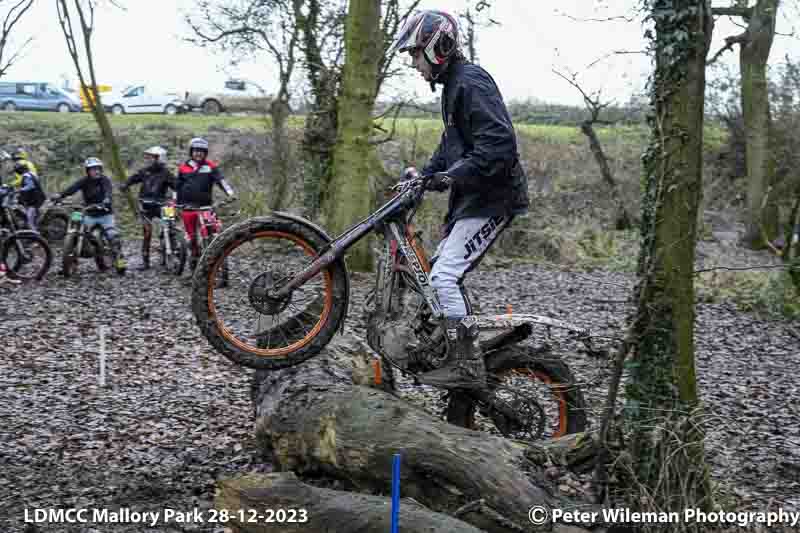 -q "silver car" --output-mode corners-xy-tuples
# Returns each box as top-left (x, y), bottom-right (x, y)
(0, 81), (82, 112)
